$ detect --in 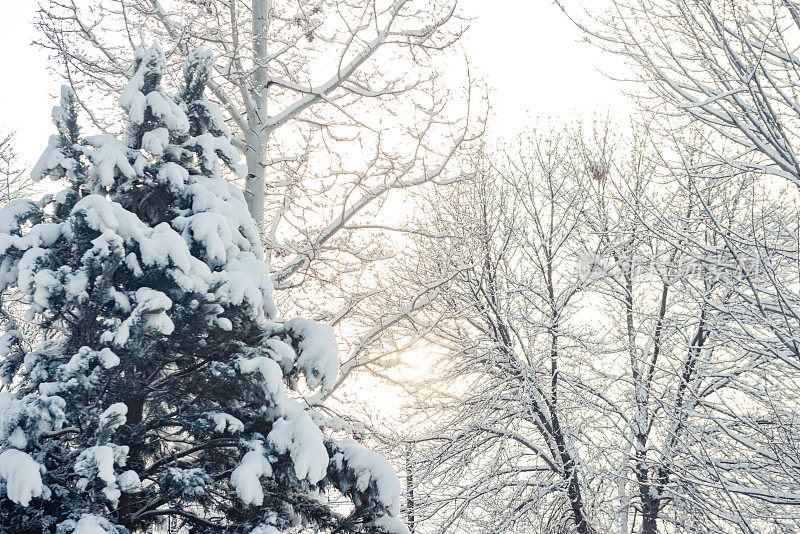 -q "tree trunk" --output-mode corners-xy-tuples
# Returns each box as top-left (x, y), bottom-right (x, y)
(245, 135), (267, 234)
(118, 389), (146, 529)
(246, 0), (271, 234)
(549, 398), (592, 534)
(561, 443), (592, 534)
(635, 433), (659, 534)
(405, 442), (415, 533)
(641, 510), (658, 534)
